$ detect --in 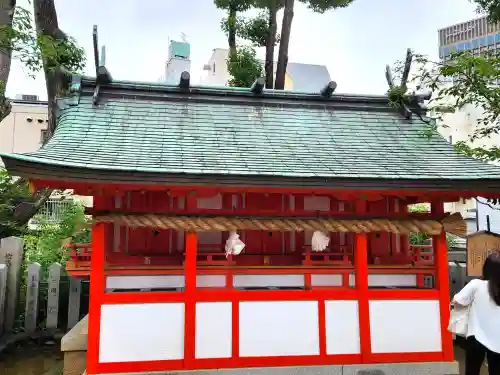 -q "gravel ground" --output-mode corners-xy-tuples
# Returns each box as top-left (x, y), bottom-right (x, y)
(0, 341), (62, 375)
